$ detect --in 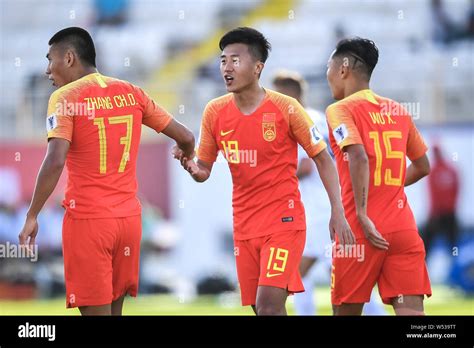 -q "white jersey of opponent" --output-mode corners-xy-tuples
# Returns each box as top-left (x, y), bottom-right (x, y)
(298, 108), (332, 260)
